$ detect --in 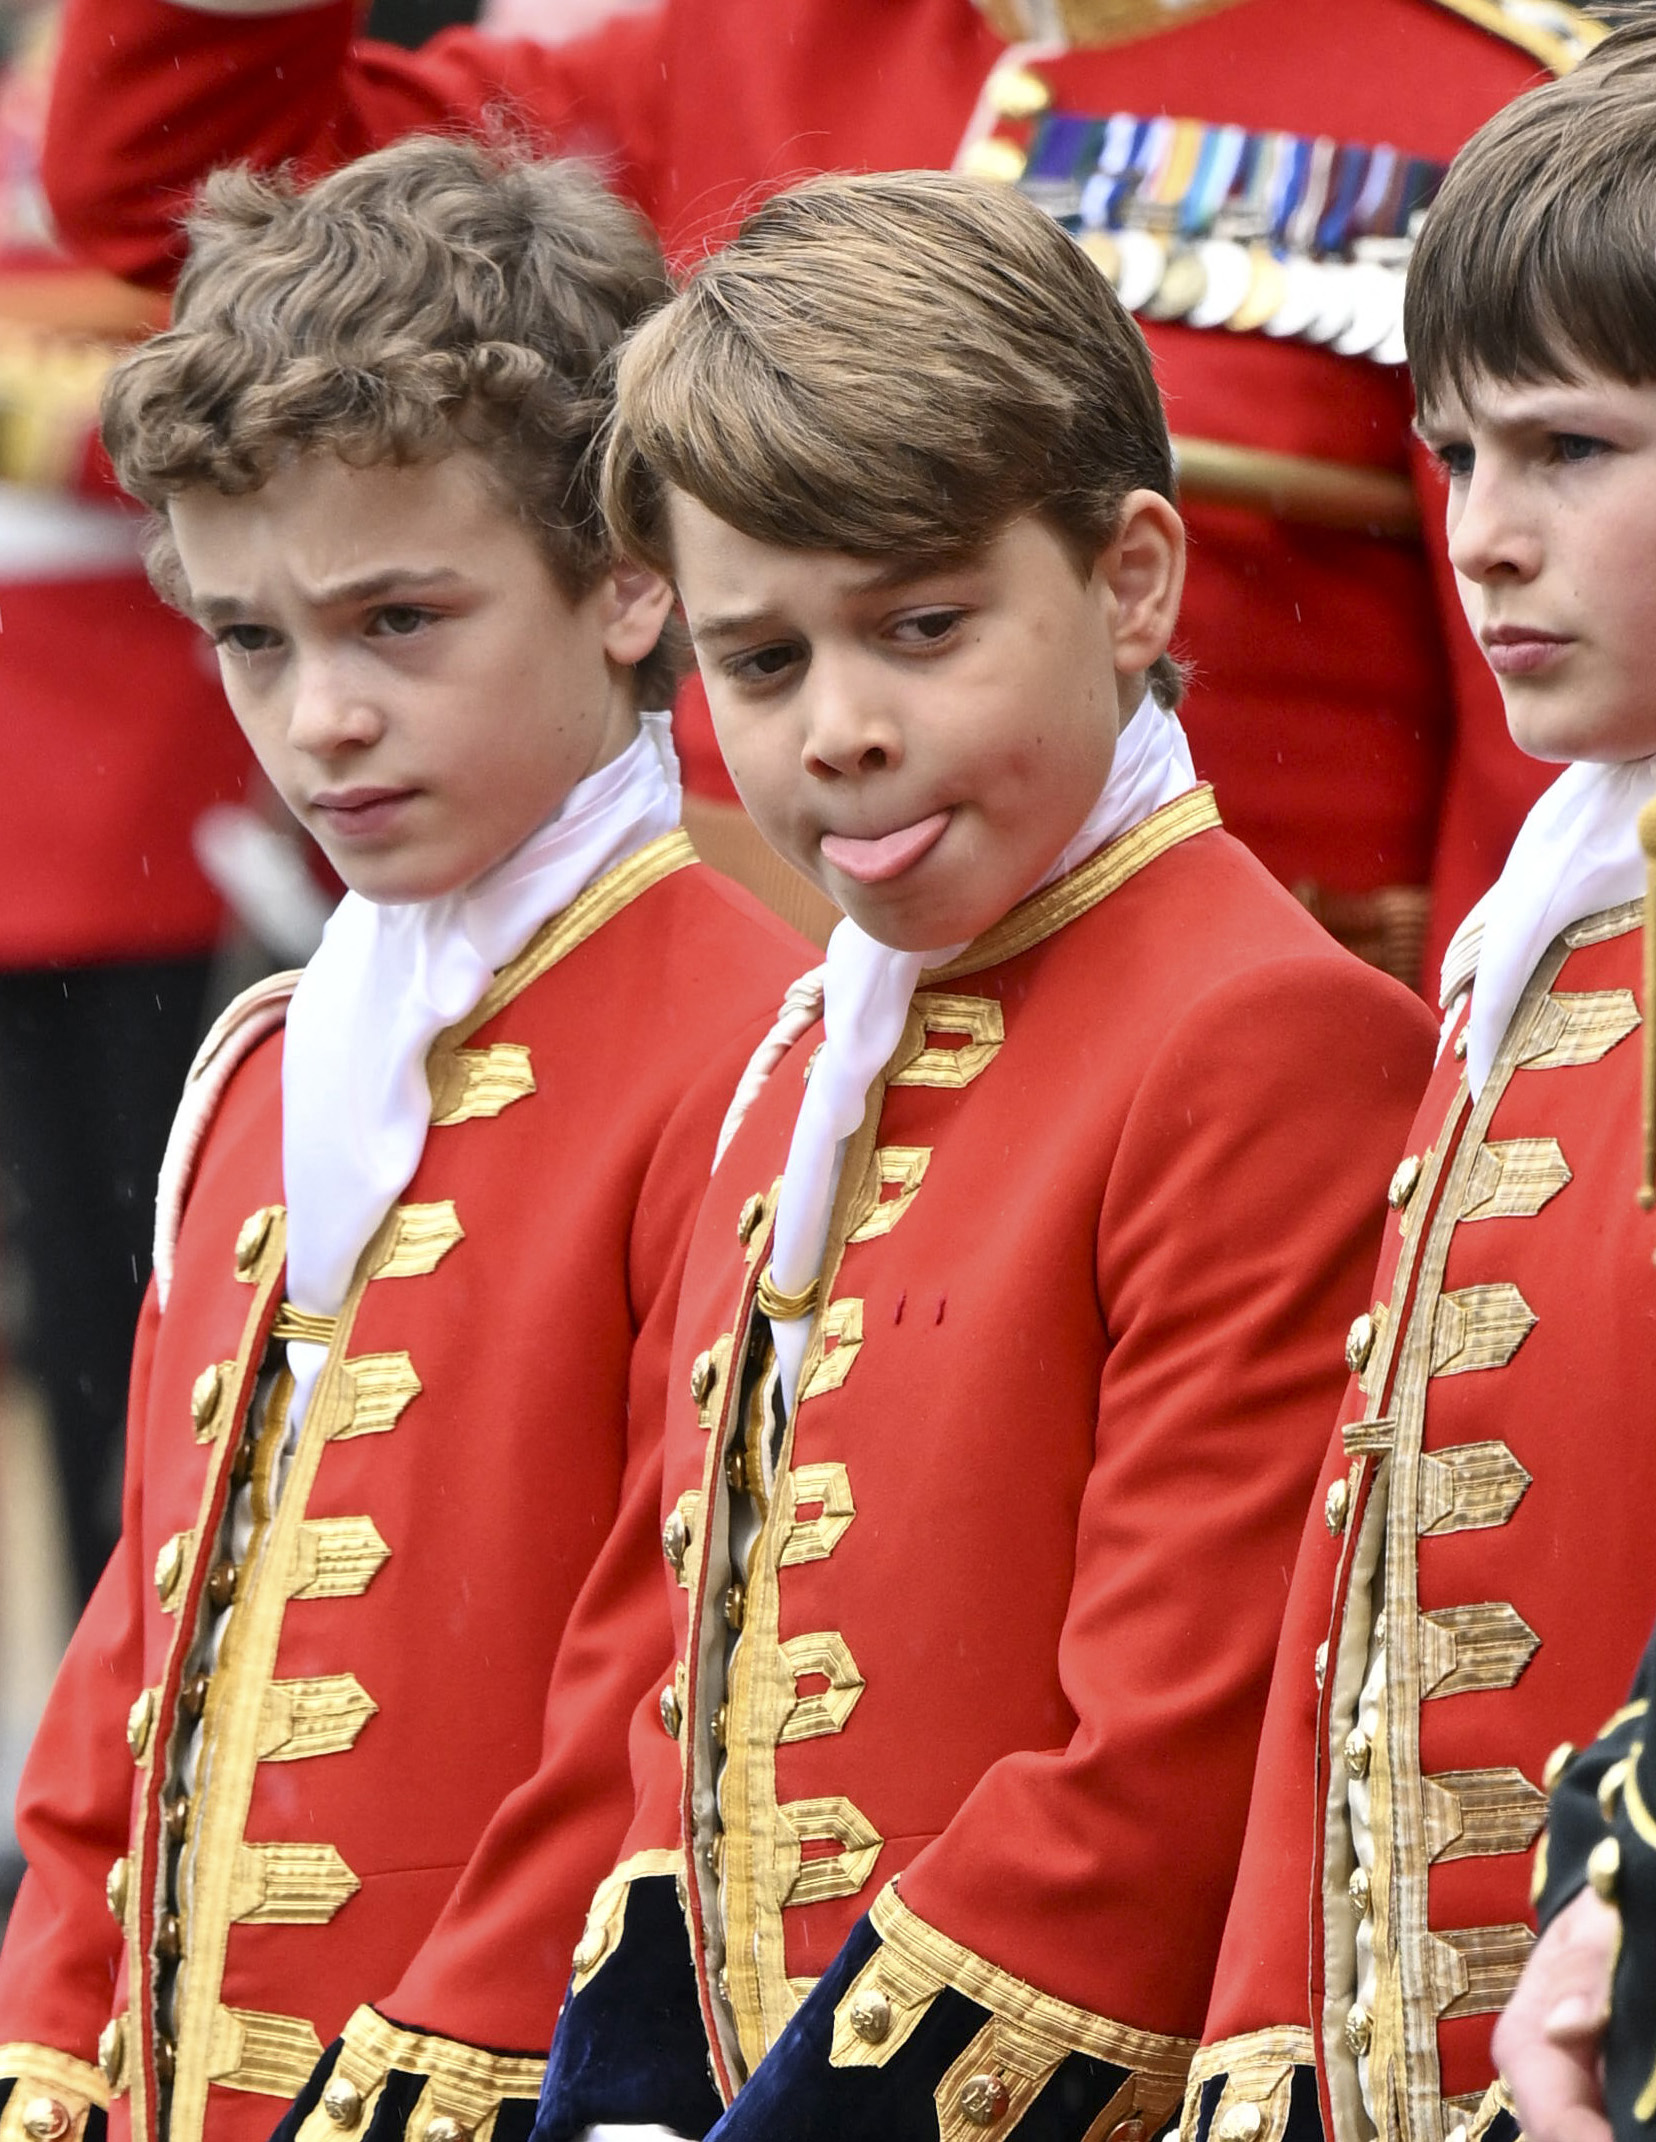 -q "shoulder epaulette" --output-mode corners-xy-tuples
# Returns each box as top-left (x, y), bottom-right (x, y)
(1421, 0), (1607, 75)
(153, 970), (299, 1310)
